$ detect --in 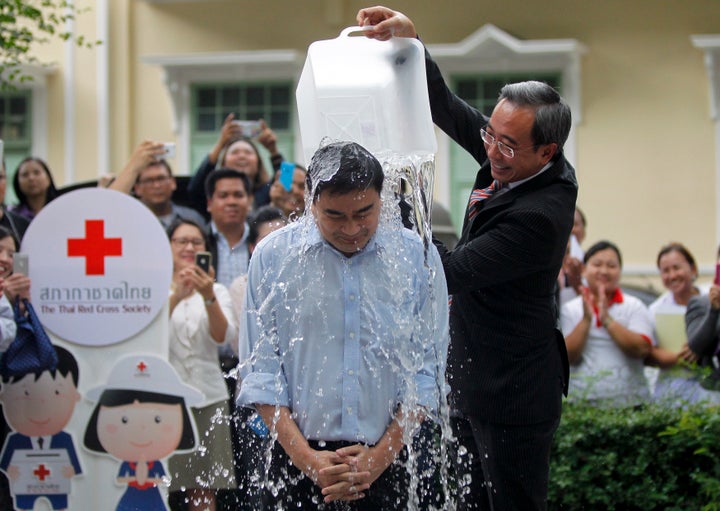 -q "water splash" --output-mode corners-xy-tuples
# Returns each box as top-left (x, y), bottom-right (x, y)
(239, 142), (455, 510)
